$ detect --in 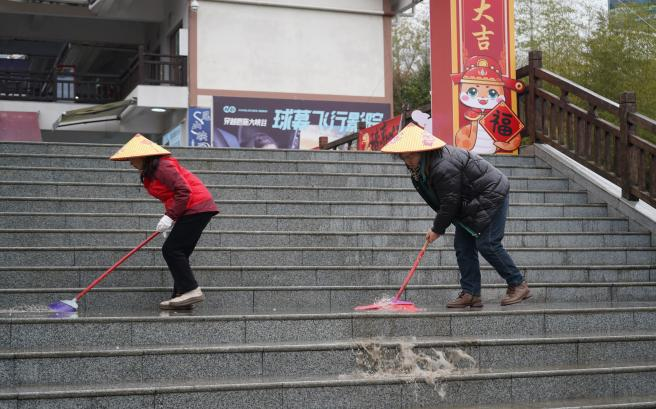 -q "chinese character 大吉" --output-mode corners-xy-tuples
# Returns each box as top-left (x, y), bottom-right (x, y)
(473, 25), (494, 50)
(473, 0), (494, 23)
